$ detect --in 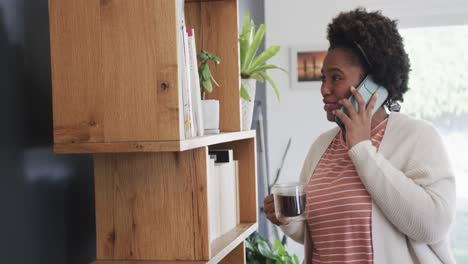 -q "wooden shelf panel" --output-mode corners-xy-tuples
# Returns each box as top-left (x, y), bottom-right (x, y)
(209, 222), (256, 263)
(54, 131), (255, 154)
(91, 222), (257, 264)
